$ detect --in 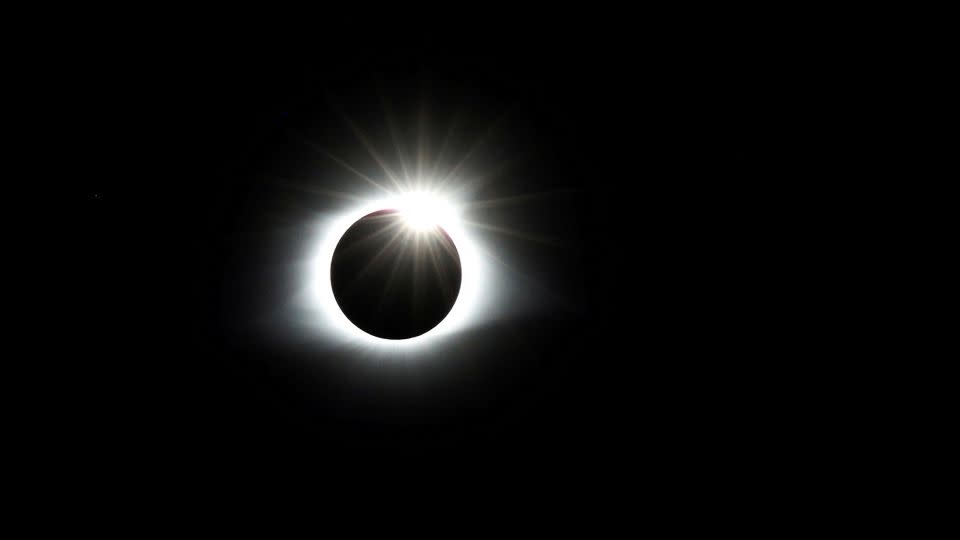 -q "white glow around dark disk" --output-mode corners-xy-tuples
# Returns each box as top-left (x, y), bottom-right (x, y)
(304, 189), (491, 352)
